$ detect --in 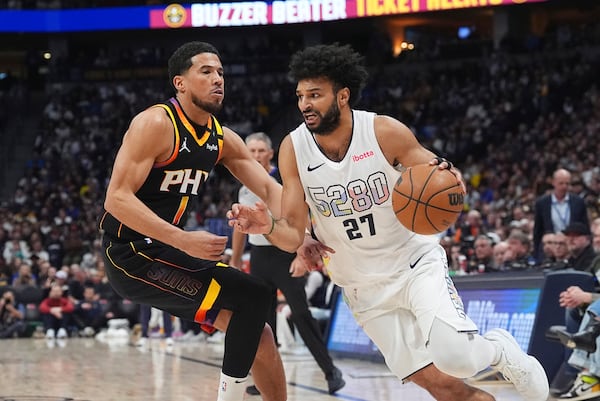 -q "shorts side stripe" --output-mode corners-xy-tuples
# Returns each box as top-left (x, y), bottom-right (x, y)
(194, 278), (221, 323)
